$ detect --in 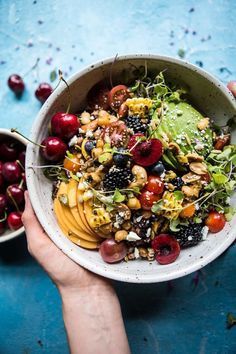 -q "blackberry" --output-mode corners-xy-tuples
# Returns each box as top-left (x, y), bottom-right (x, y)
(125, 116), (148, 134)
(103, 166), (133, 191)
(171, 177), (184, 189)
(173, 223), (203, 248)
